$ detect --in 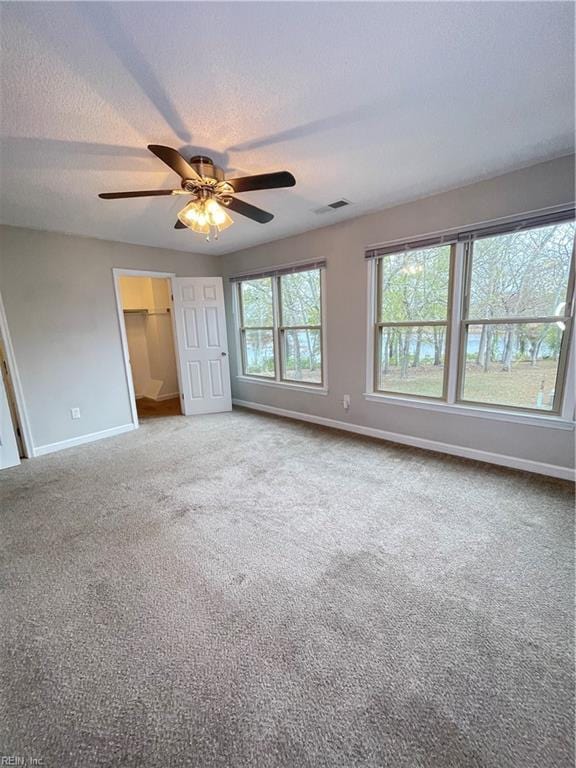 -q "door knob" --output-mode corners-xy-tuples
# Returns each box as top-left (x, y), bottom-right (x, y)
(221, 352), (227, 356)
